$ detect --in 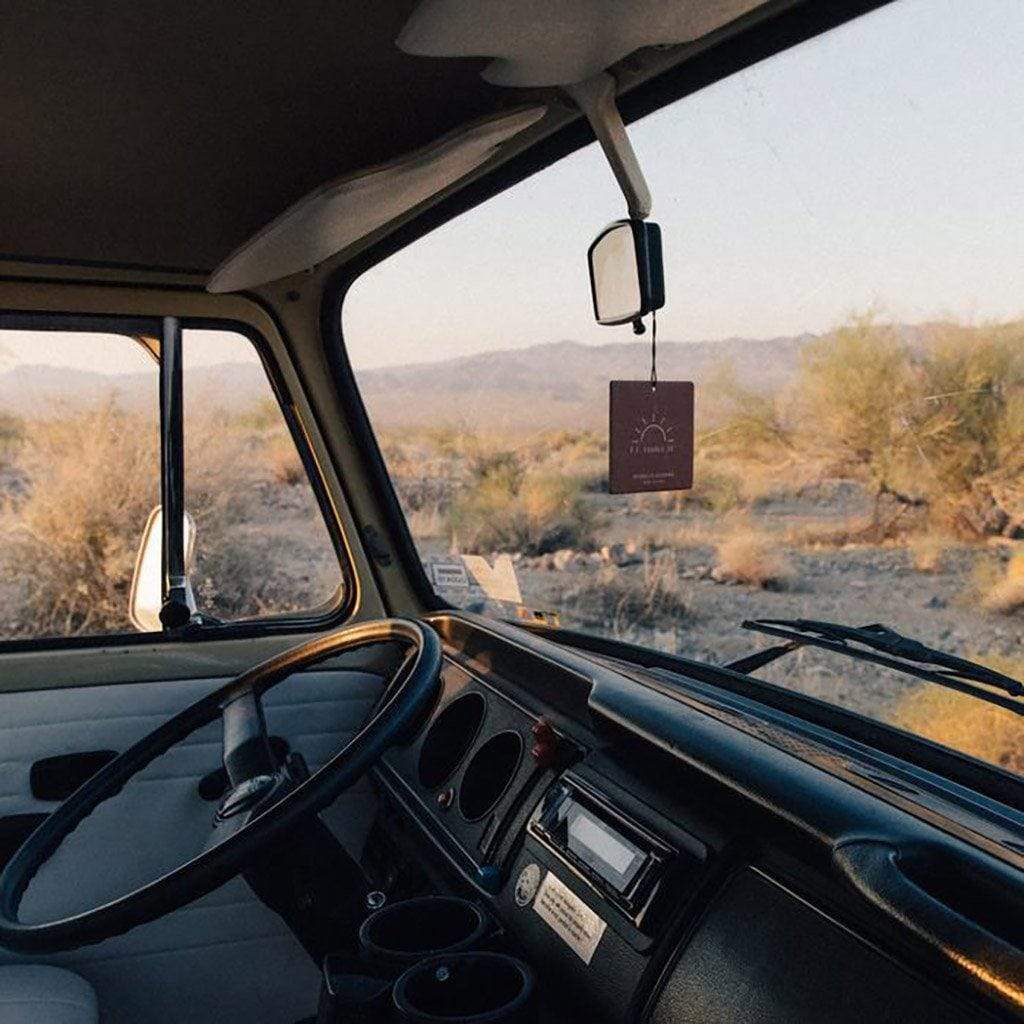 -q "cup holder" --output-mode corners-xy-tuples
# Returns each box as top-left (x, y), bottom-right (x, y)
(393, 952), (535, 1023)
(359, 896), (491, 967)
